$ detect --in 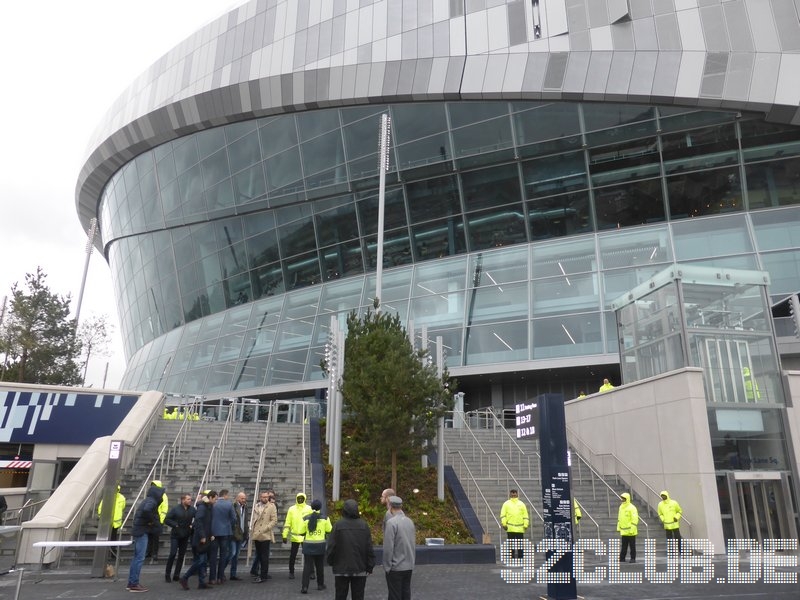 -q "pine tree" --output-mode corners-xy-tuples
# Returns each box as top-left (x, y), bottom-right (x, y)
(0, 267), (82, 385)
(337, 310), (454, 490)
